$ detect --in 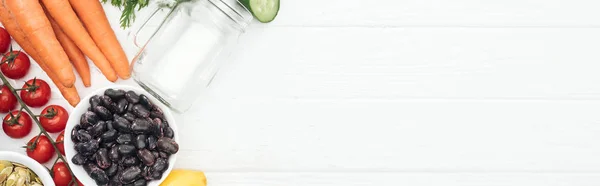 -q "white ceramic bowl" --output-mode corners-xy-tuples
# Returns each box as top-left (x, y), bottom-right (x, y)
(0, 151), (55, 186)
(64, 85), (178, 186)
